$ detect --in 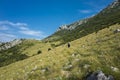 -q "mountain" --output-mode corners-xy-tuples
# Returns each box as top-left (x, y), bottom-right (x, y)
(0, 39), (23, 51)
(0, 24), (120, 80)
(0, 0), (120, 80)
(44, 0), (120, 46)
(57, 19), (88, 31)
(0, 39), (53, 67)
